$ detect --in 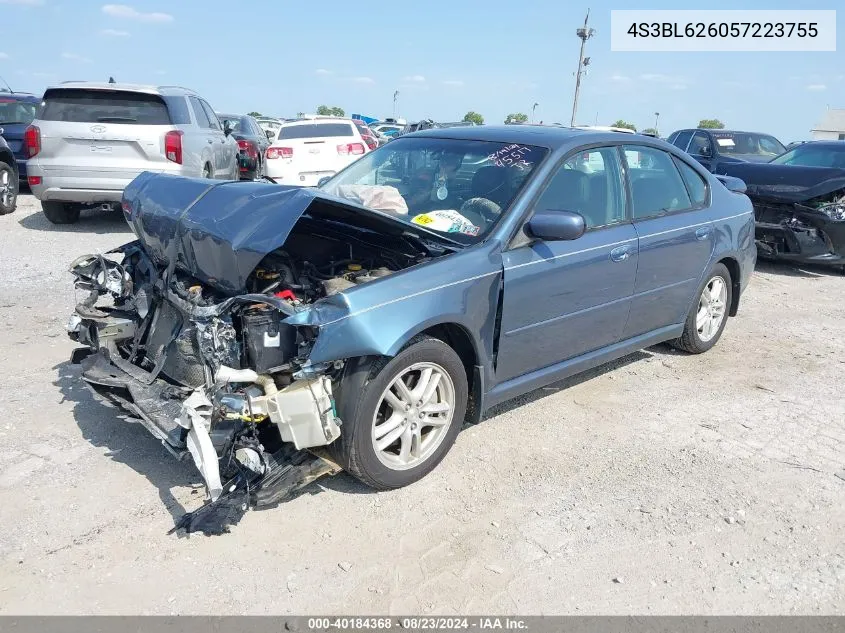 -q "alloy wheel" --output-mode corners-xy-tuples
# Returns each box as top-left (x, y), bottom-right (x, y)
(371, 362), (455, 471)
(696, 275), (728, 342)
